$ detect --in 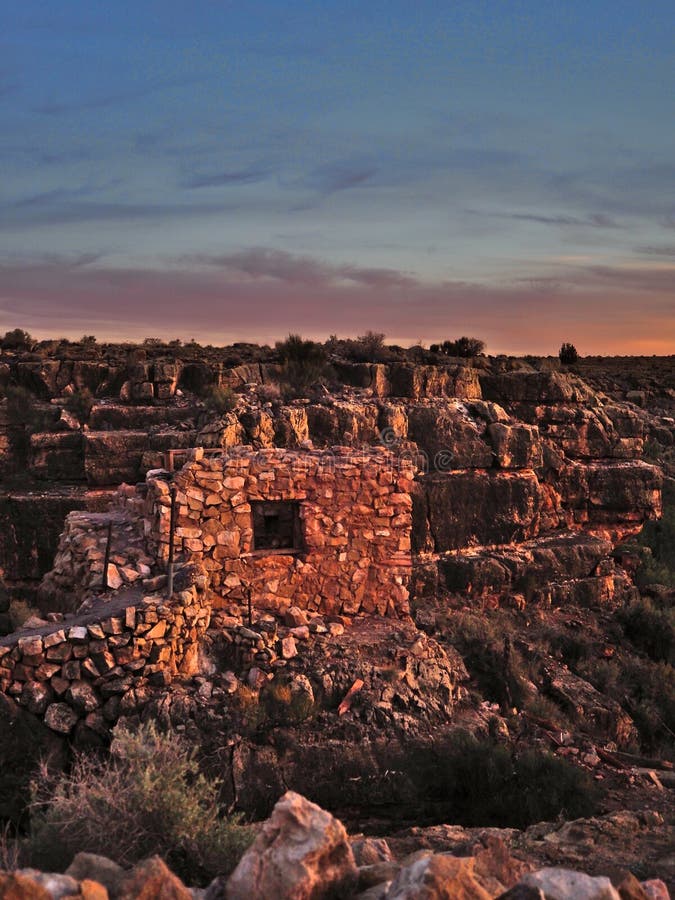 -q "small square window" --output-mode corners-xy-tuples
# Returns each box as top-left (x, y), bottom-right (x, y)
(251, 501), (302, 552)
